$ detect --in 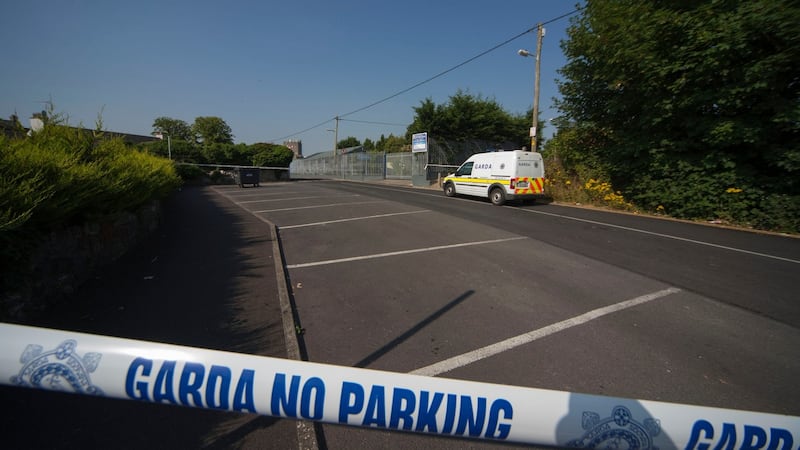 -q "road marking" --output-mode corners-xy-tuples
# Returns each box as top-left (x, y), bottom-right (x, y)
(280, 210), (431, 230)
(286, 236), (527, 269)
(252, 200), (388, 213)
(516, 208), (800, 264)
(321, 182), (798, 265)
(239, 194), (360, 204)
(411, 287), (682, 377)
(224, 191), (304, 198)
